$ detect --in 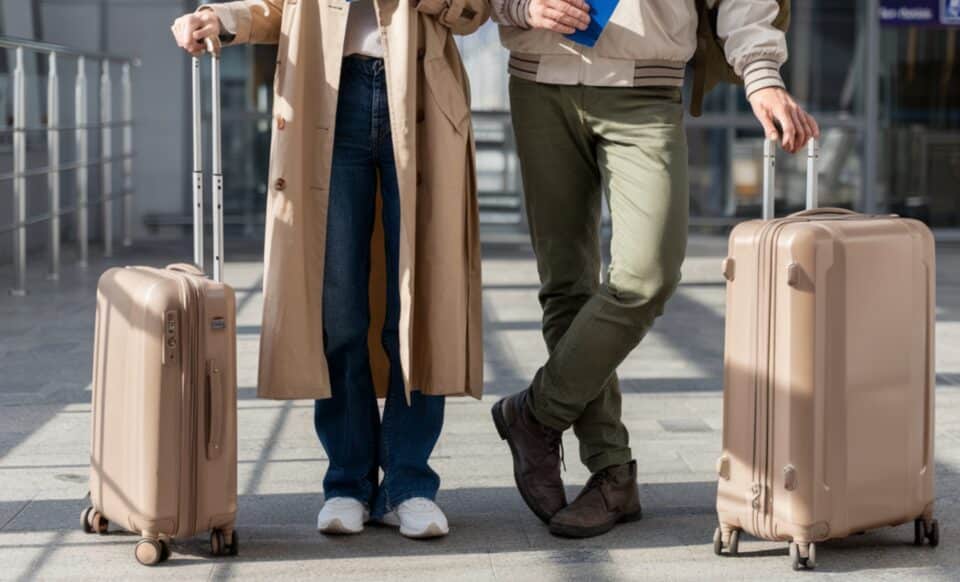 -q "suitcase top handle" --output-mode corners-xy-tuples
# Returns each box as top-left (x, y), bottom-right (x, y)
(191, 38), (225, 283)
(762, 138), (819, 221)
(788, 207), (857, 219)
